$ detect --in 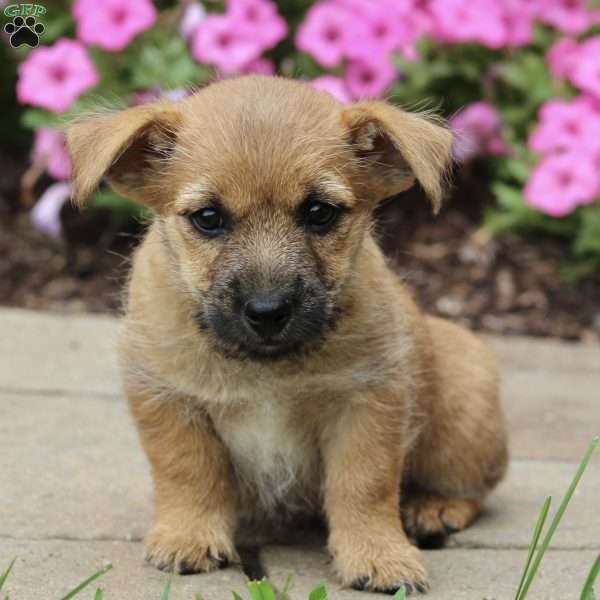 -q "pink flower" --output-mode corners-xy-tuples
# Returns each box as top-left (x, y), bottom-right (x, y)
(310, 76), (351, 104)
(296, 2), (350, 68)
(450, 102), (509, 162)
(74, 0), (157, 52)
(546, 38), (579, 80)
(30, 182), (72, 238)
(17, 38), (99, 113)
(32, 128), (72, 180)
(239, 57), (276, 75)
(344, 1), (411, 61)
(404, 0), (436, 40)
(228, 0), (287, 49)
(180, 1), (206, 39)
(343, 56), (397, 99)
(501, 0), (539, 47)
(538, 0), (592, 34)
(529, 97), (600, 155)
(429, 0), (506, 49)
(525, 152), (600, 217)
(191, 14), (262, 74)
(570, 36), (600, 99)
